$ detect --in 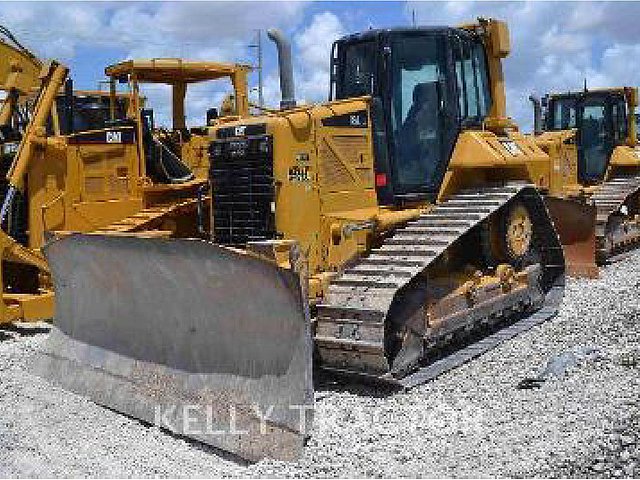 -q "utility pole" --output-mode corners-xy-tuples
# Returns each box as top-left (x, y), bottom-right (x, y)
(412, 9), (416, 27)
(248, 29), (264, 108)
